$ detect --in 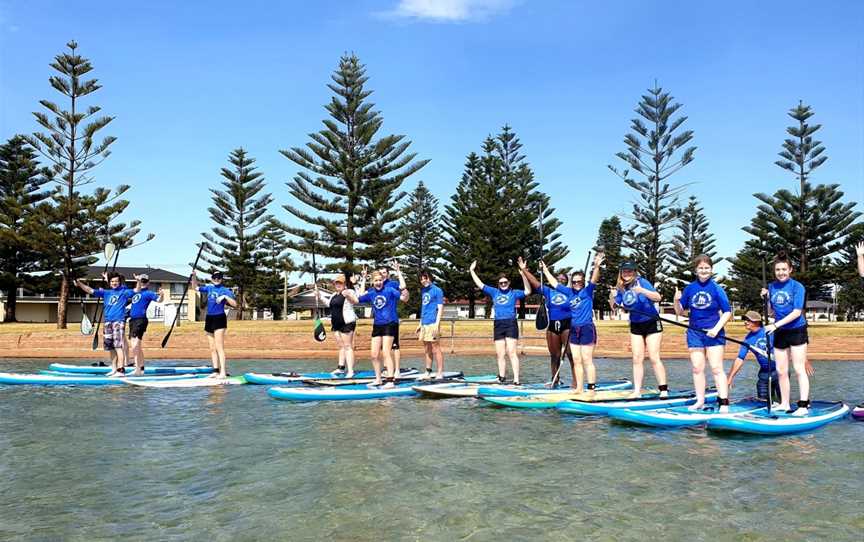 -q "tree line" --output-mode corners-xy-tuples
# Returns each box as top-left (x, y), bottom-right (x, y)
(2, 43), (862, 327)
